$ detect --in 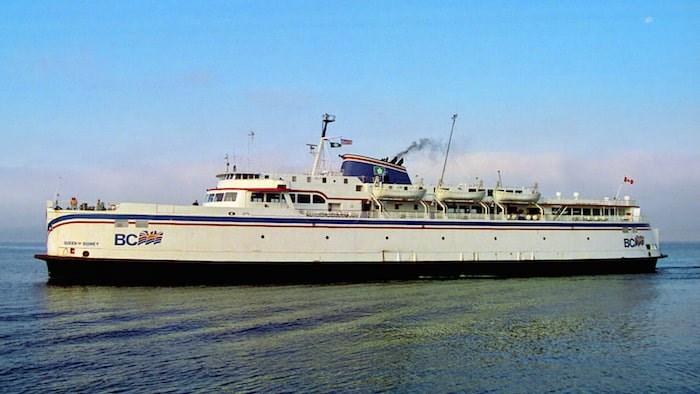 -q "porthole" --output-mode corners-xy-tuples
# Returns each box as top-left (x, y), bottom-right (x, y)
(261, 235), (265, 239)
(82, 251), (90, 257)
